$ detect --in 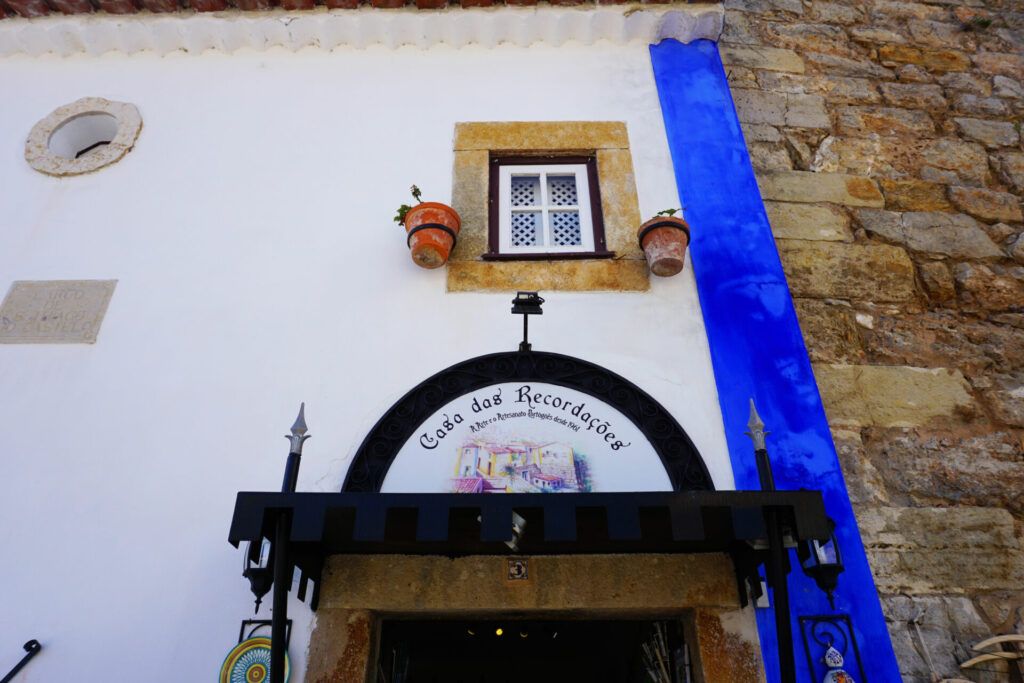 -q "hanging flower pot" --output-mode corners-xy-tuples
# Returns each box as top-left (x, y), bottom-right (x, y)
(395, 185), (461, 270)
(638, 209), (691, 277)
